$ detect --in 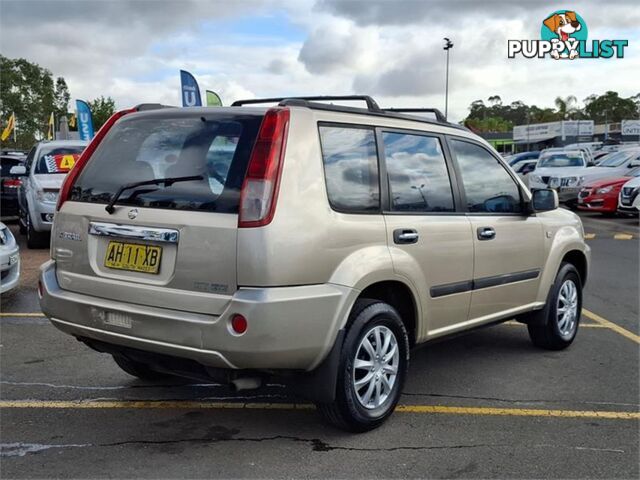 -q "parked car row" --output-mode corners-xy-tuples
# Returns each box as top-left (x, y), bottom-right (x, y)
(6, 140), (87, 248)
(506, 144), (640, 216)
